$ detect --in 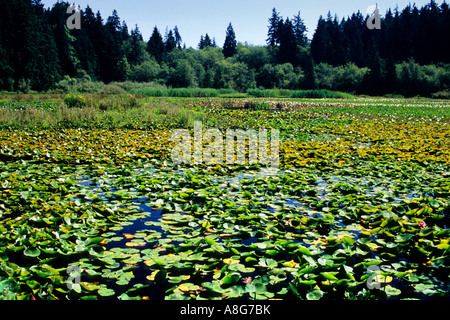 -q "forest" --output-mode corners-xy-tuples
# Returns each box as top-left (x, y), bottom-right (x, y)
(0, 0), (449, 97)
